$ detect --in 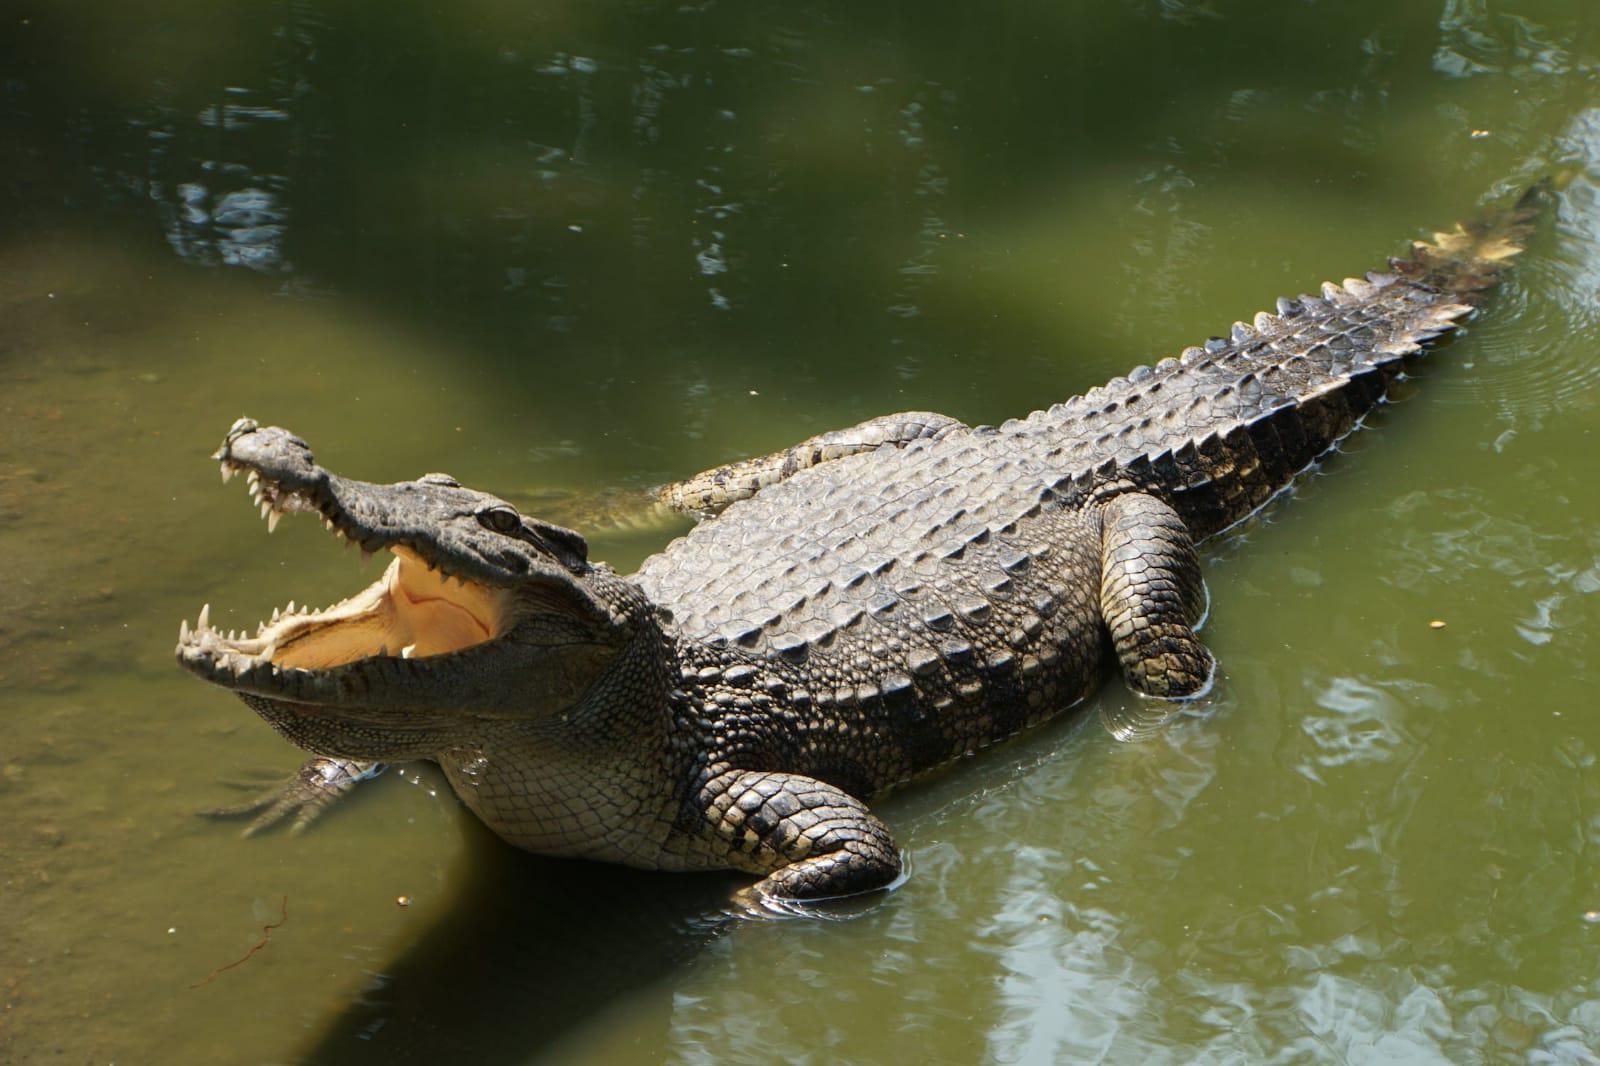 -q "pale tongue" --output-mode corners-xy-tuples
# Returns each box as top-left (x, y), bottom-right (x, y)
(264, 551), (498, 670)
(390, 553), (494, 657)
